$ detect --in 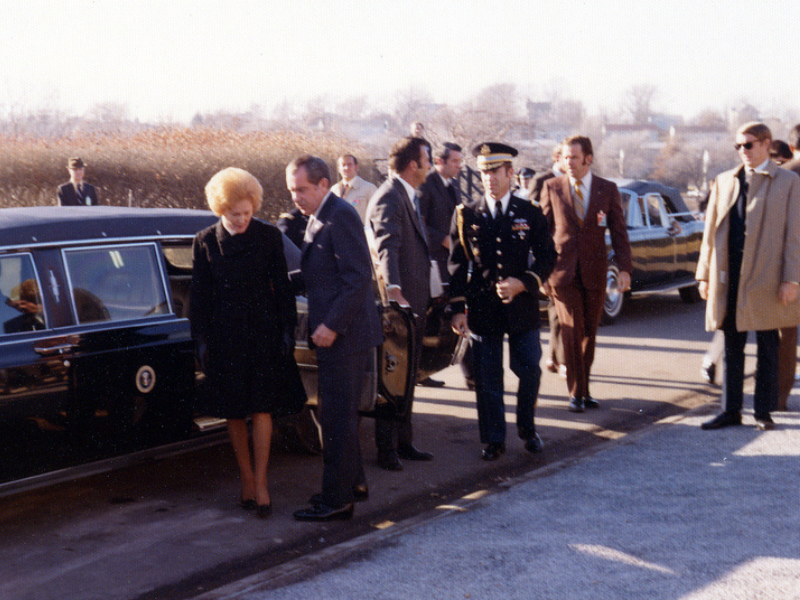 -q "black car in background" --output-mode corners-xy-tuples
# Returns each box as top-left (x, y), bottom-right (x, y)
(602, 180), (704, 323)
